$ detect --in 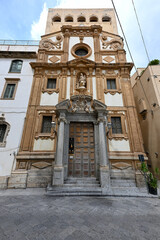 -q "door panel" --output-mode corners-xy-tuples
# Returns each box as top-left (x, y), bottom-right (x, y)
(68, 122), (95, 177)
